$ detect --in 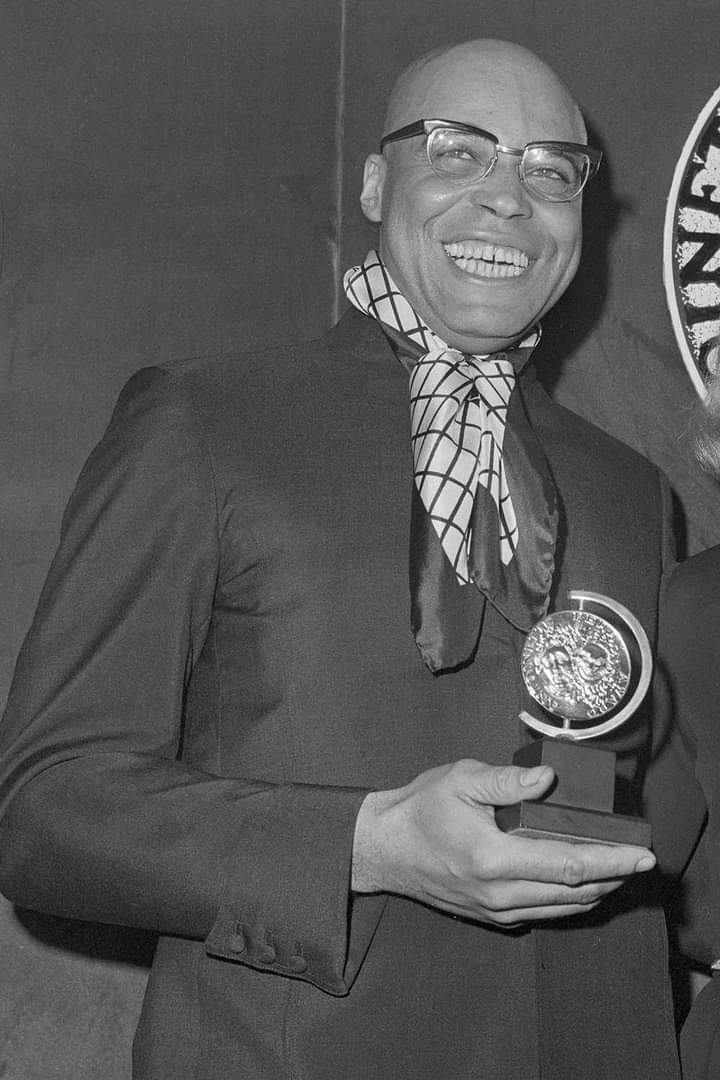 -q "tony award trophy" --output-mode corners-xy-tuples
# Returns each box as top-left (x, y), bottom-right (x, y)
(496, 591), (653, 847)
